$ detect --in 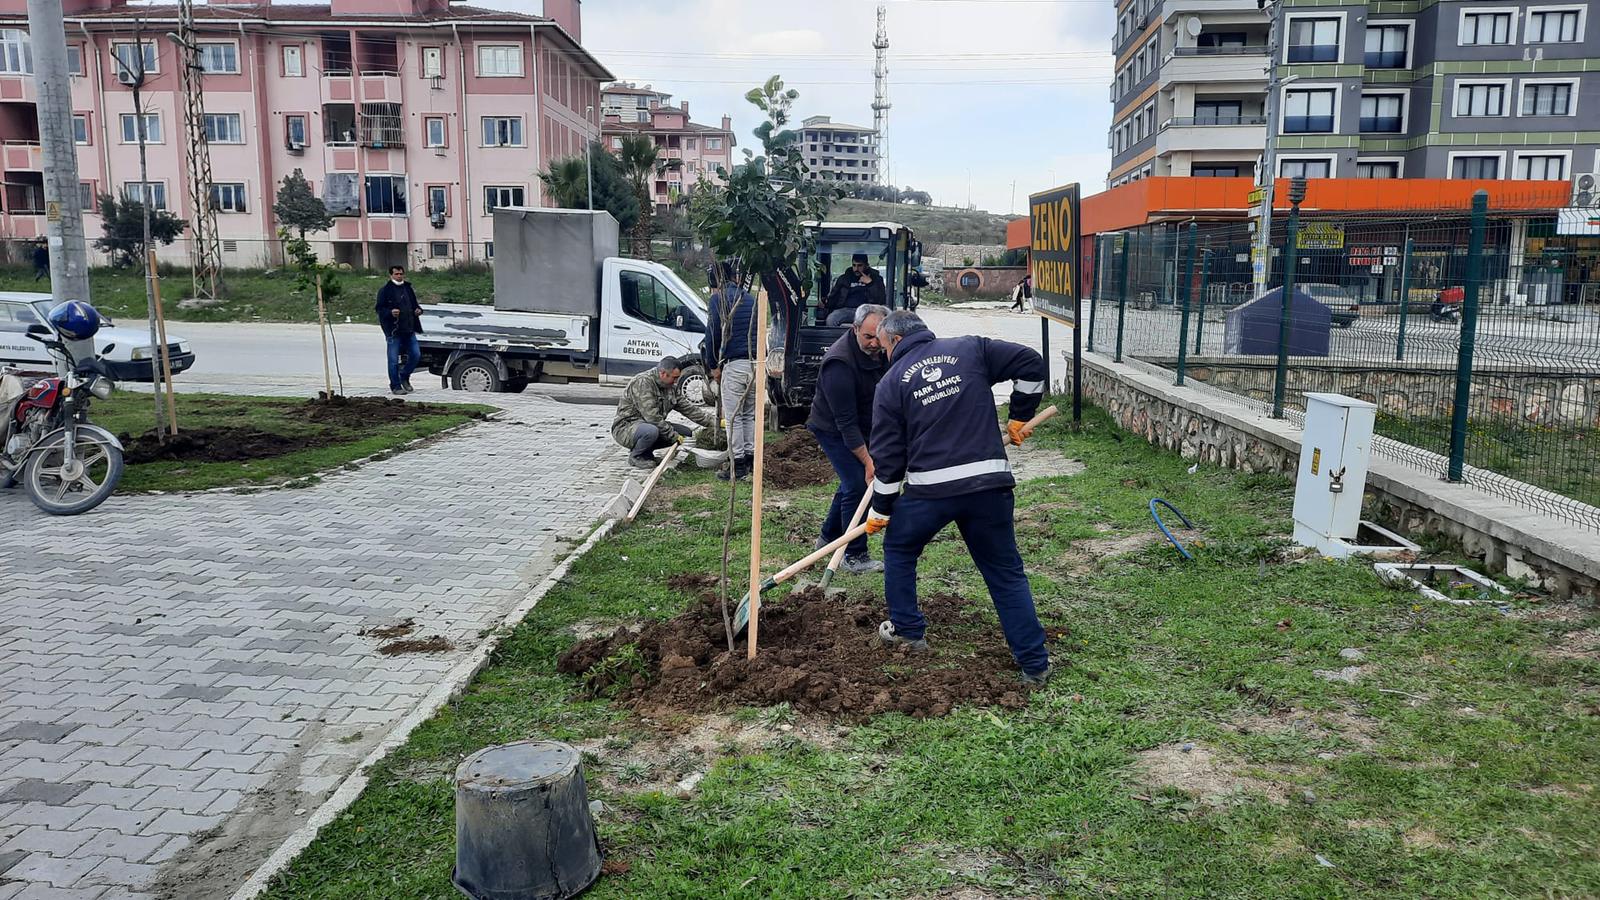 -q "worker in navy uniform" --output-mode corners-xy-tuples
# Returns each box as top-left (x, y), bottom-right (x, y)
(864, 310), (1052, 684)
